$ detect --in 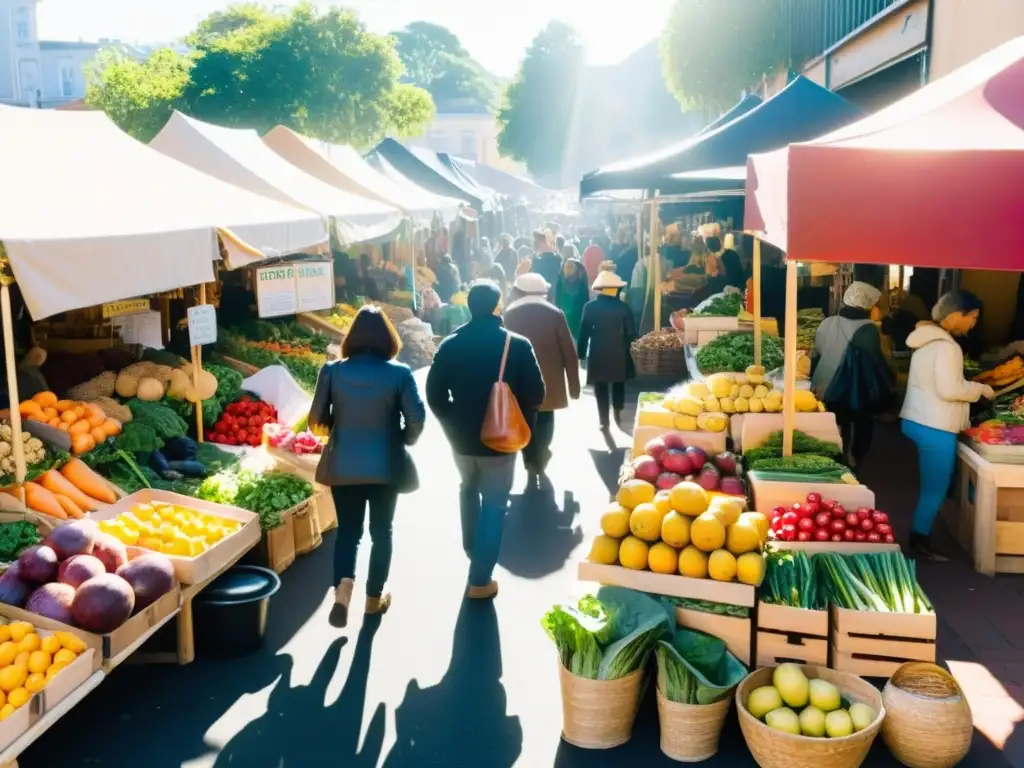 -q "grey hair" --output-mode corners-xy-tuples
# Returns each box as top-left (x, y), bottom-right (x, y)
(931, 290), (982, 323)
